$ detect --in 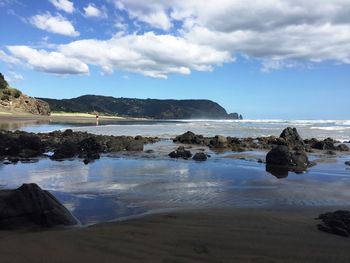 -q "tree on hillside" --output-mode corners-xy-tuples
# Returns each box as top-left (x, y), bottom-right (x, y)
(0, 73), (9, 89)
